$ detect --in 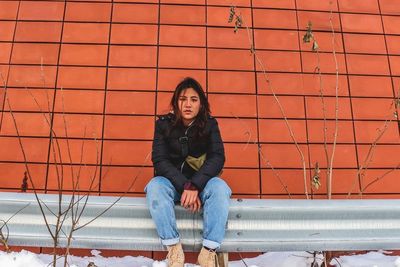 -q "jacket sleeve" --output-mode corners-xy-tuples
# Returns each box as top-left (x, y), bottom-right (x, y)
(190, 118), (225, 192)
(152, 119), (189, 193)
